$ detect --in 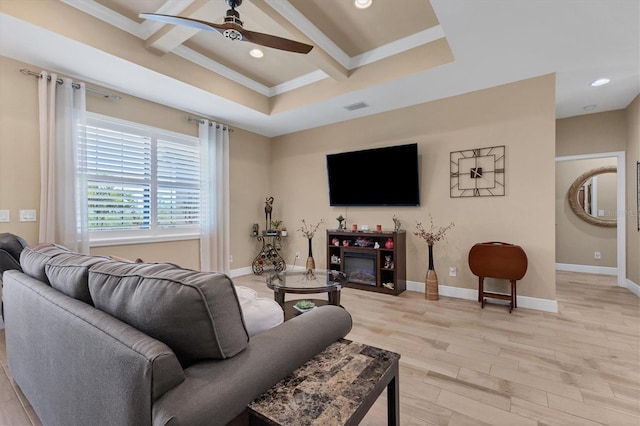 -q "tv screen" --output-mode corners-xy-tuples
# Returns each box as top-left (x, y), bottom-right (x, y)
(326, 143), (420, 206)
